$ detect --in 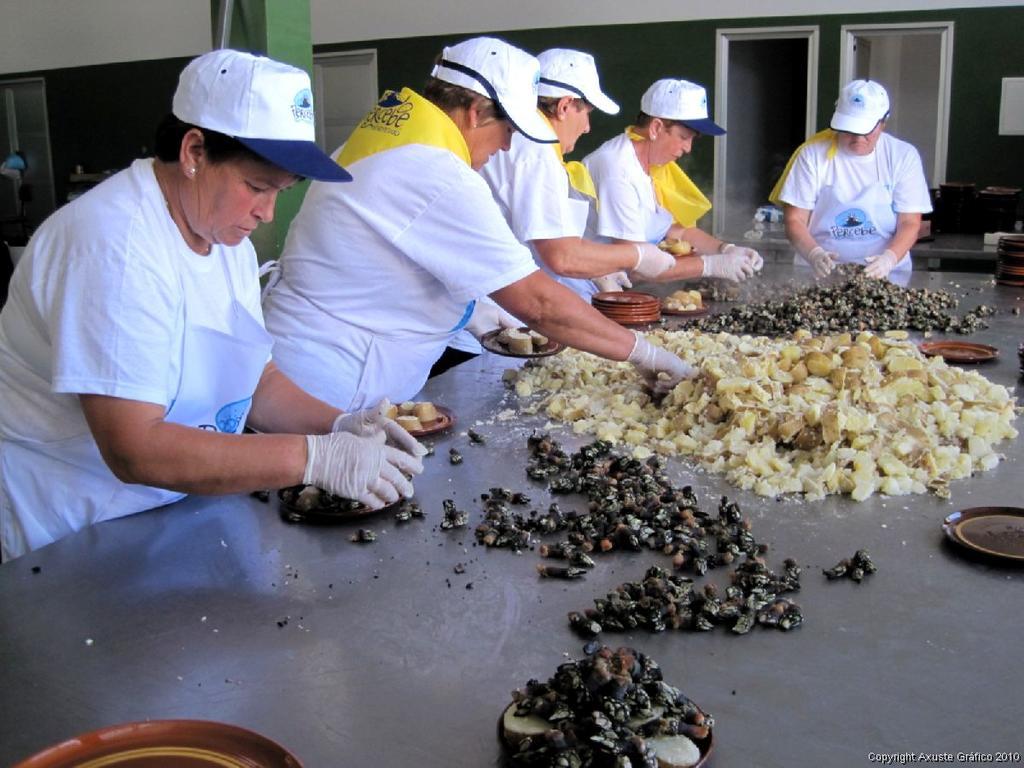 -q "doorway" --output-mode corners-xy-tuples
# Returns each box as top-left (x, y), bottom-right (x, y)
(840, 22), (954, 187)
(0, 78), (55, 244)
(713, 27), (819, 239)
(312, 50), (379, 154)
